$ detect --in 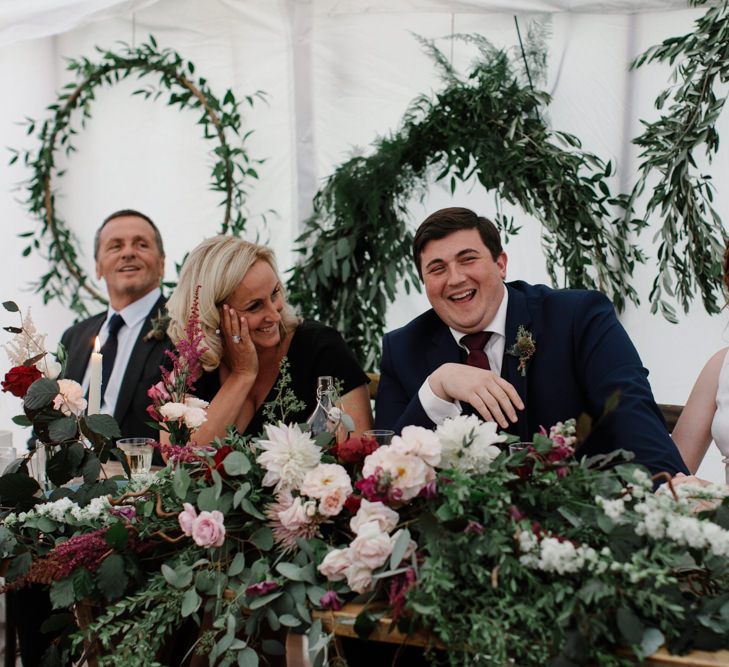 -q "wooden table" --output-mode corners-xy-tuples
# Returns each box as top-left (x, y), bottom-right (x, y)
(313, 604), (729, 666)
